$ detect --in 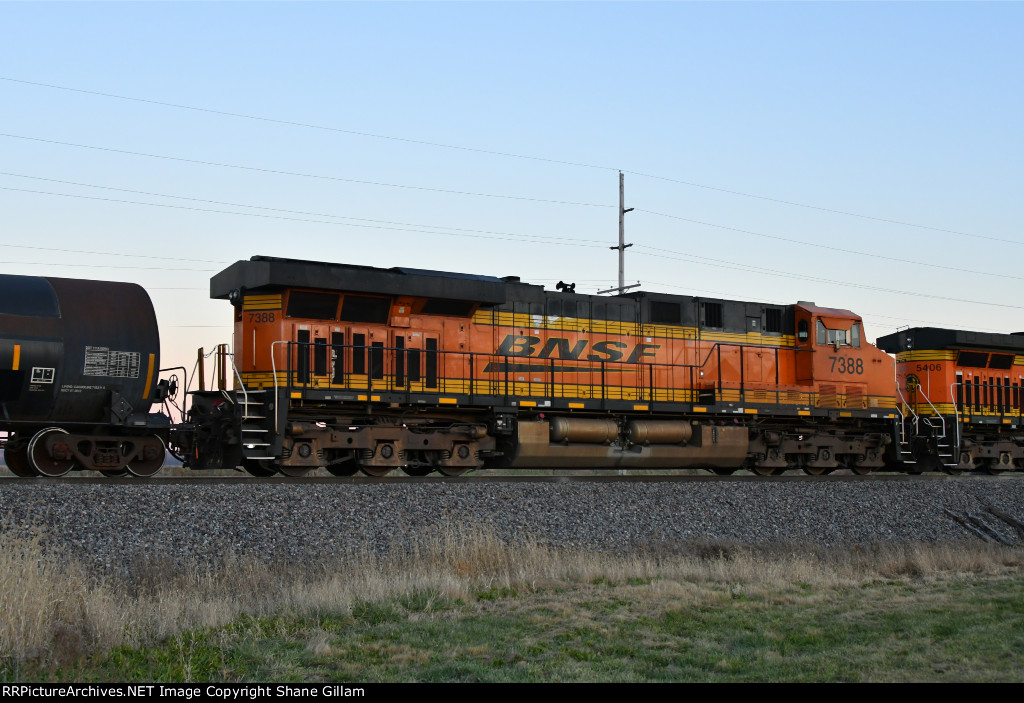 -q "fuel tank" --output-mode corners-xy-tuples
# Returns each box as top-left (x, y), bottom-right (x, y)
(0, 274), (160, 425)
